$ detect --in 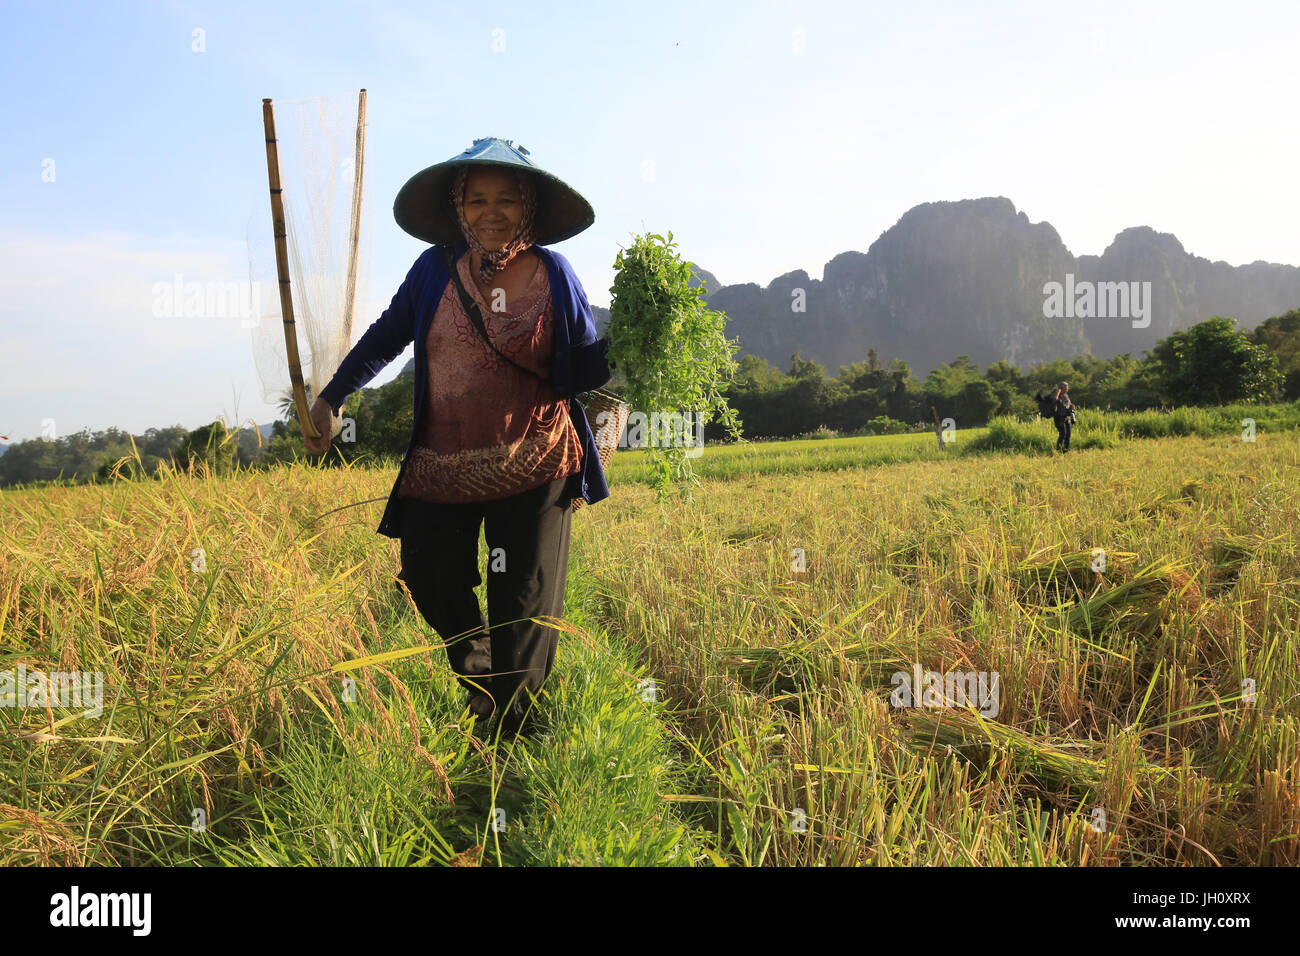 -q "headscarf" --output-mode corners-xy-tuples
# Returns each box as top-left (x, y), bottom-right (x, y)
(451, 166), (538, 284)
